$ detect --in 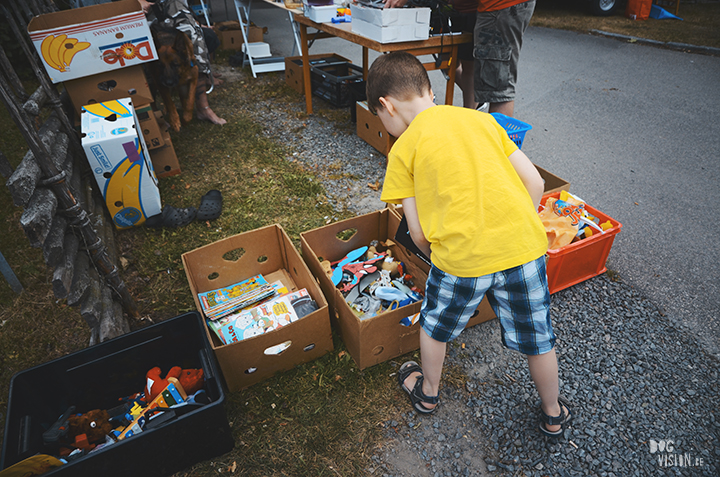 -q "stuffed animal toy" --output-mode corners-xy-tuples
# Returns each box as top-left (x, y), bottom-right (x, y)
(145, 366), (204, 402)
(66, 409), (112, 446)
(320, 259), (333, 278)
